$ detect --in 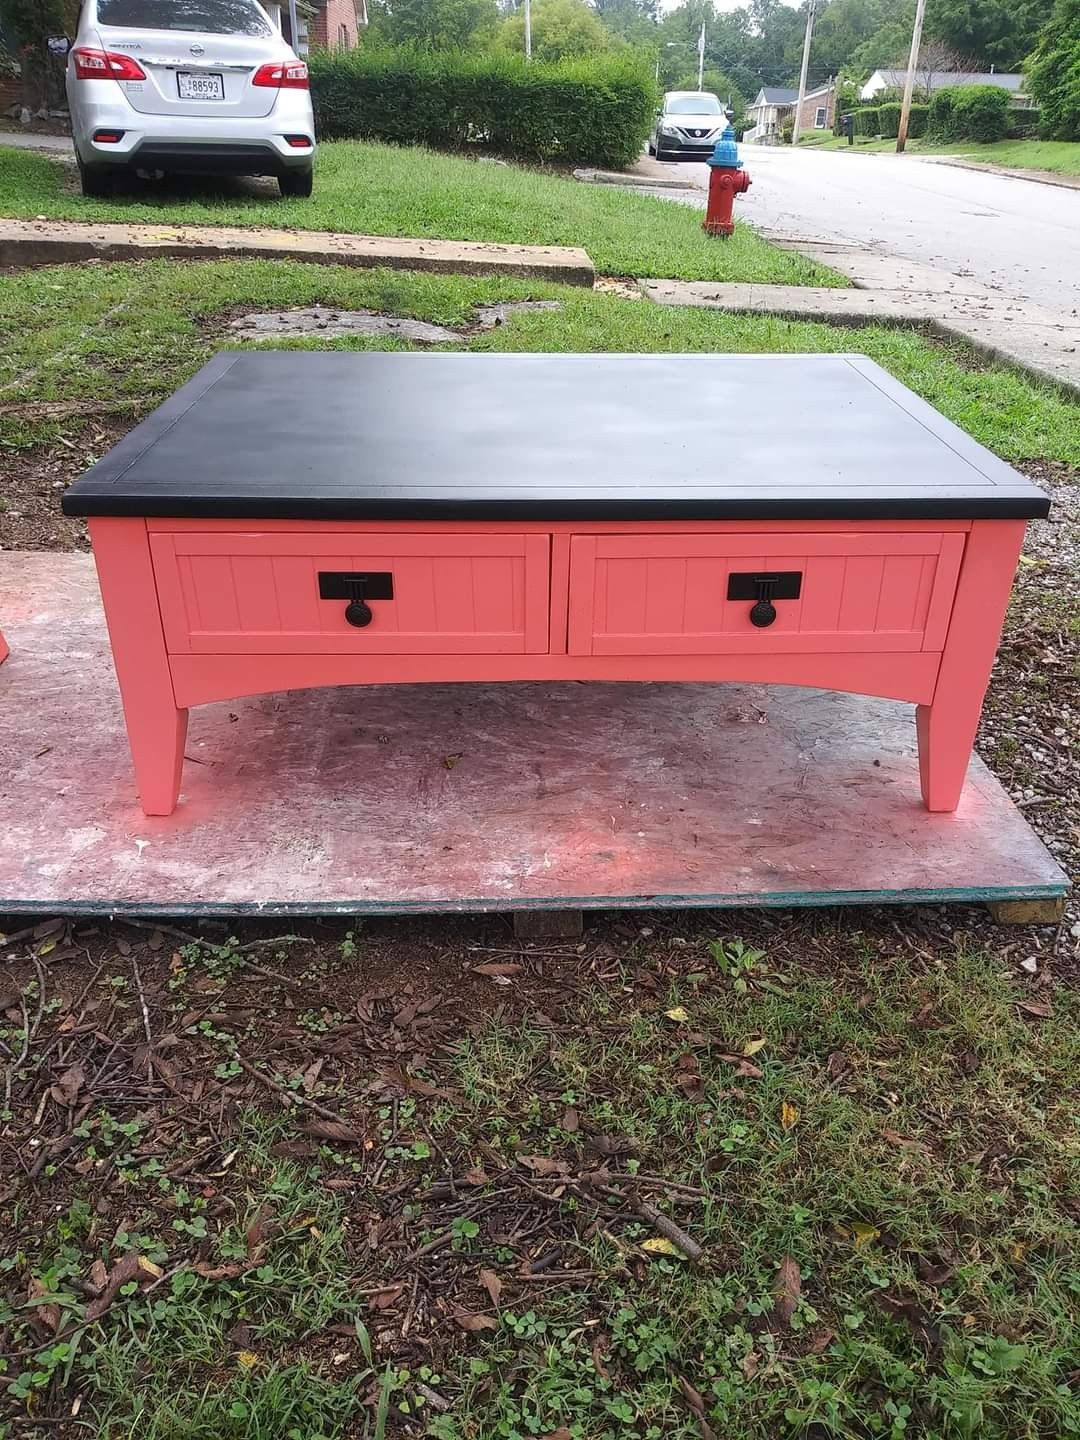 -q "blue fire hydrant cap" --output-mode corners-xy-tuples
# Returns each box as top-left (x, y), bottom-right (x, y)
(708, 123), (742, 169)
